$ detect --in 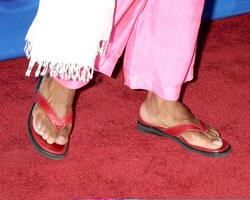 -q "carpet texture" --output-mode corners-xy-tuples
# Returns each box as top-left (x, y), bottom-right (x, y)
(0, 14), (250, 199)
